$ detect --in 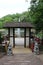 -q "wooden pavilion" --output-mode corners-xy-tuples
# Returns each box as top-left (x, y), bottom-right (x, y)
(3, 22), (34, 48)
